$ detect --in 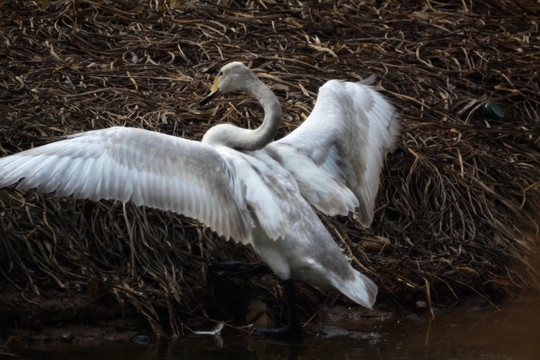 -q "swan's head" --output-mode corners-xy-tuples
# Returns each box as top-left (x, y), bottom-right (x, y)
(200, 62), (254, 105)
